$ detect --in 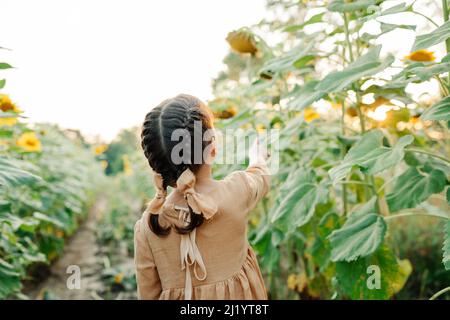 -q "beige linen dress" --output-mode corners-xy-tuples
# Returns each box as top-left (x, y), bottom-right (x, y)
(134, 164), (270, 300)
